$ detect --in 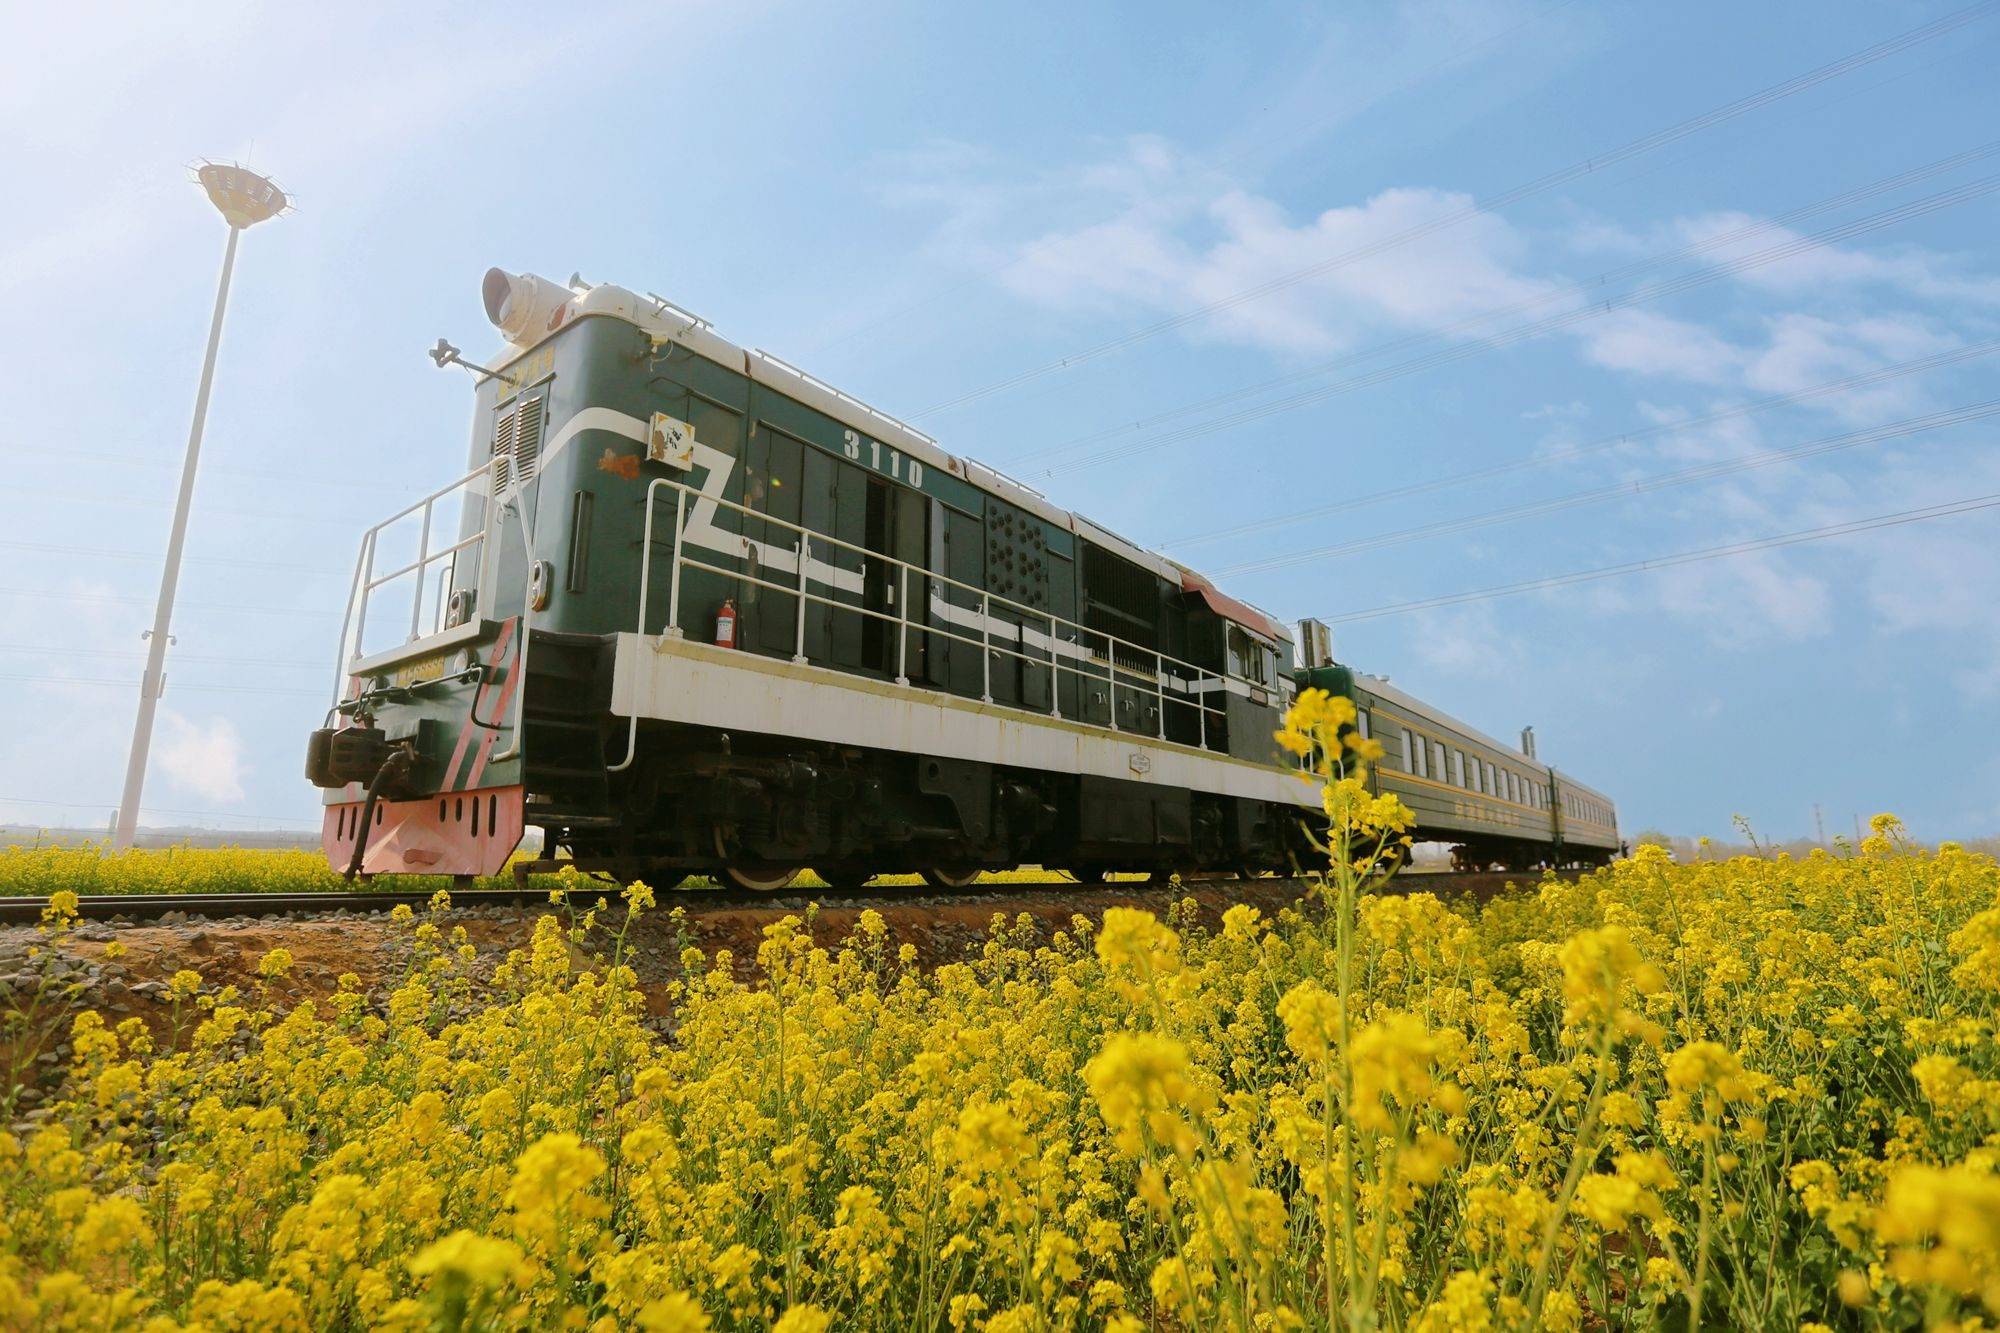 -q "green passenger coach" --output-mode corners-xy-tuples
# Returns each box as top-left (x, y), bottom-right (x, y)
(1293, 654), (1619, 870)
